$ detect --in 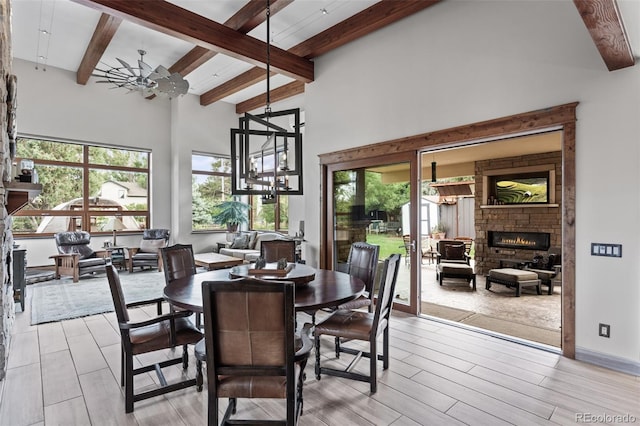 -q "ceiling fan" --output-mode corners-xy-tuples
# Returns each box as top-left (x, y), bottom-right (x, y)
(93, 49), (189, 98)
